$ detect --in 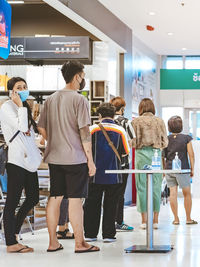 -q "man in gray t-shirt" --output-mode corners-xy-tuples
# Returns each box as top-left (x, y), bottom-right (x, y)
(38, 61), (99, 253)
